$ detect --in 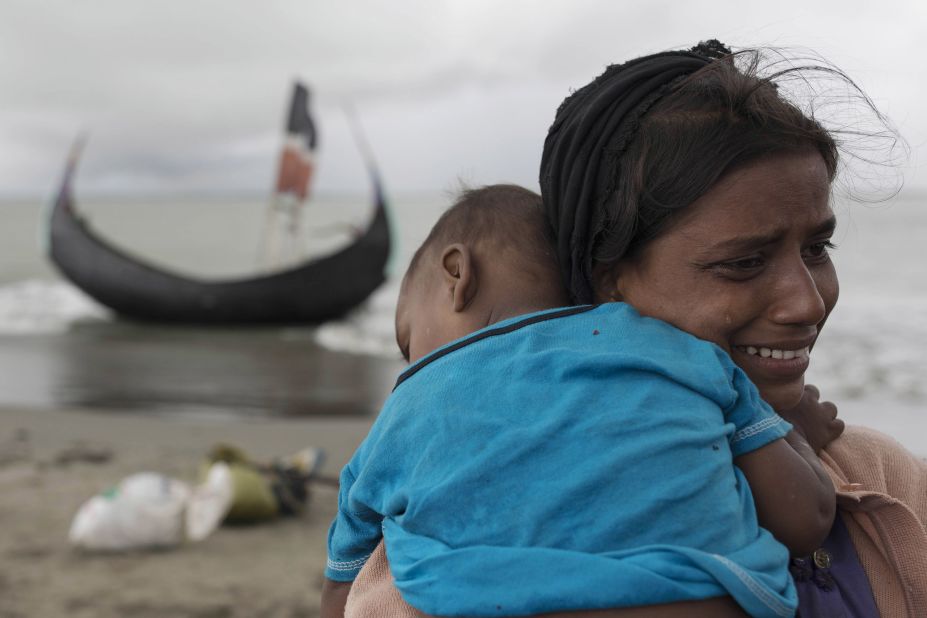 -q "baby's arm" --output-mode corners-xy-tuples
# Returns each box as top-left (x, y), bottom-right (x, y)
(323, 459), (384, 618)
(321, 579), (352, 618)
(734, 385), (839, 556)
(416, 597), (747, 617)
